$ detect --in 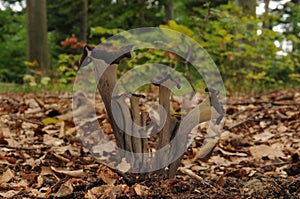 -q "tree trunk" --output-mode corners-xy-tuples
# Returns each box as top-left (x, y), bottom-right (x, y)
(26, 0), (50, 72)
(138, 0), (145, 26)
(234, 0), (256, 76)
(235, 0), (256, 16)
(163, 0), (174, 22)
(80, 0), (88, 42)
(262, 0), (270, 29)
(291, 0), (300, 52)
